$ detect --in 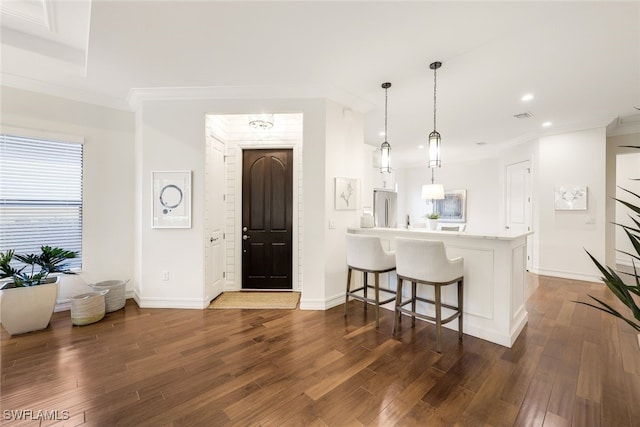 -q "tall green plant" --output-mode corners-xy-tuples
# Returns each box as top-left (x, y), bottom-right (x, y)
(578, 146), (640, 332)
(0, 246), (77, 288)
